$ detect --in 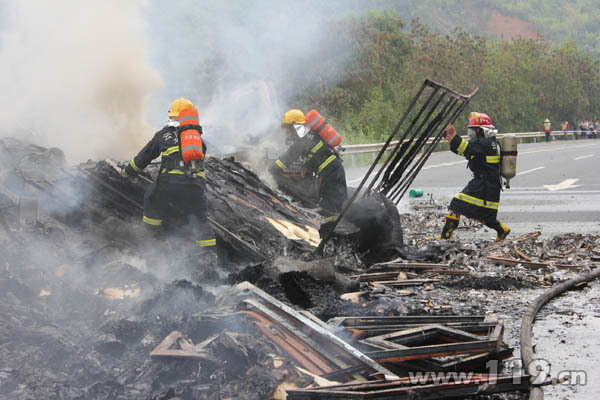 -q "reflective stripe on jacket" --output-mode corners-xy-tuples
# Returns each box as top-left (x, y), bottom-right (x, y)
(273, 132), (341, 176)
(124, 125), (207, 185)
